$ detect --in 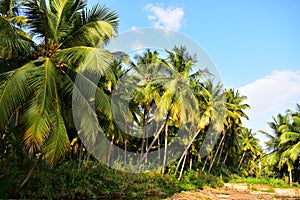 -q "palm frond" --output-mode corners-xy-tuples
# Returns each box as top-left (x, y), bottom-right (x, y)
(23, 58), (62, 154)
(43, 111), (69, 167)
(0, 62), (34, 127)
(54, 46), (113, 76)
(62, 4), (118, 47)
(0, 16), (32, 58)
